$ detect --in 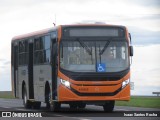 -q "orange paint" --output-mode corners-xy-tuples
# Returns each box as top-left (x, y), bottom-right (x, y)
(57, 24), (131, 102)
